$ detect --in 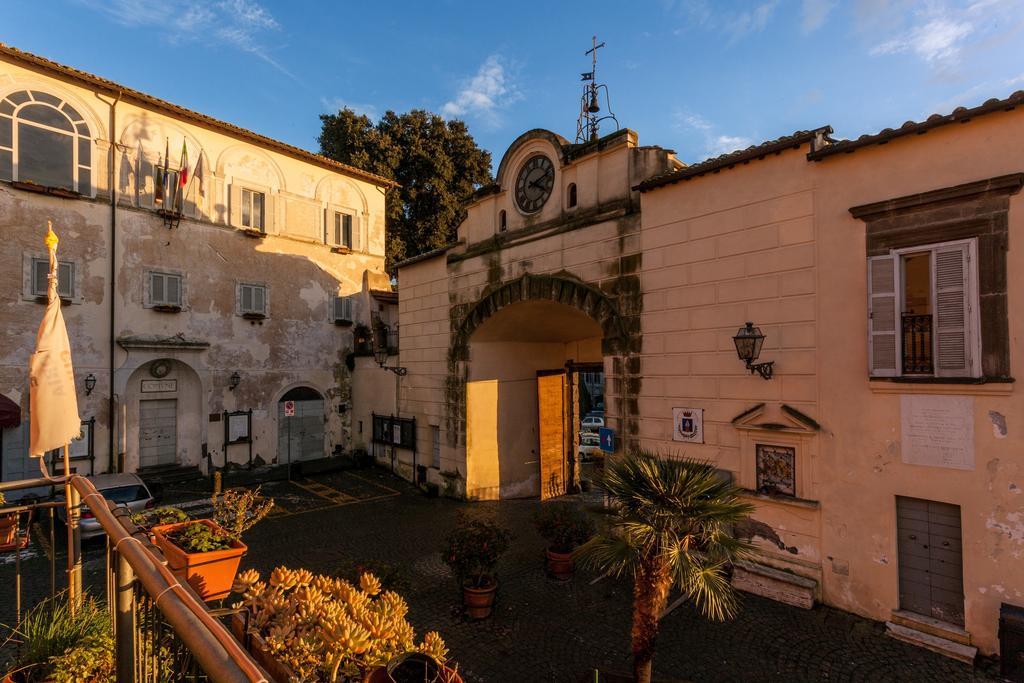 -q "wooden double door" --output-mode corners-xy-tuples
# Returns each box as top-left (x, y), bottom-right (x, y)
(896, 496), (965, 625)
